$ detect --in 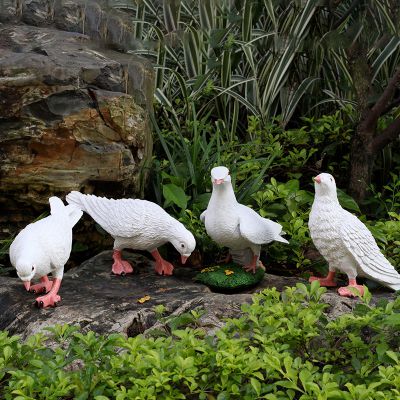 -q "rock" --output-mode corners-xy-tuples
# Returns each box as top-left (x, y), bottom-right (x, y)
(0, 1), (154, 238)
(0, 251), (396, 339)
